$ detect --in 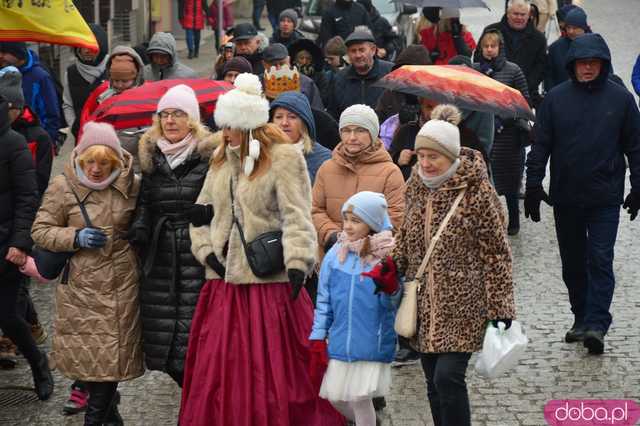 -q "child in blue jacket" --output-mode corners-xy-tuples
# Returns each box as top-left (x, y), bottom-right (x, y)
(310, 191), (401, 425)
